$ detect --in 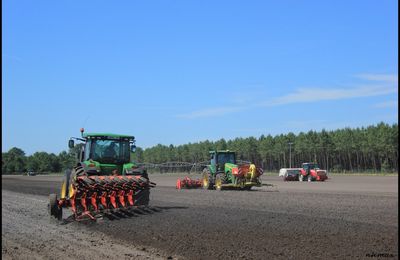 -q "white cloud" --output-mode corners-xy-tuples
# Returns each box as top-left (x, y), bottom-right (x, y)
(175, 106), (244, 119)
(374, 100), (398, 108)
(263, 84), (397, 106)
(177, 73), (398, 119)
(355, 73), (398, 83)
